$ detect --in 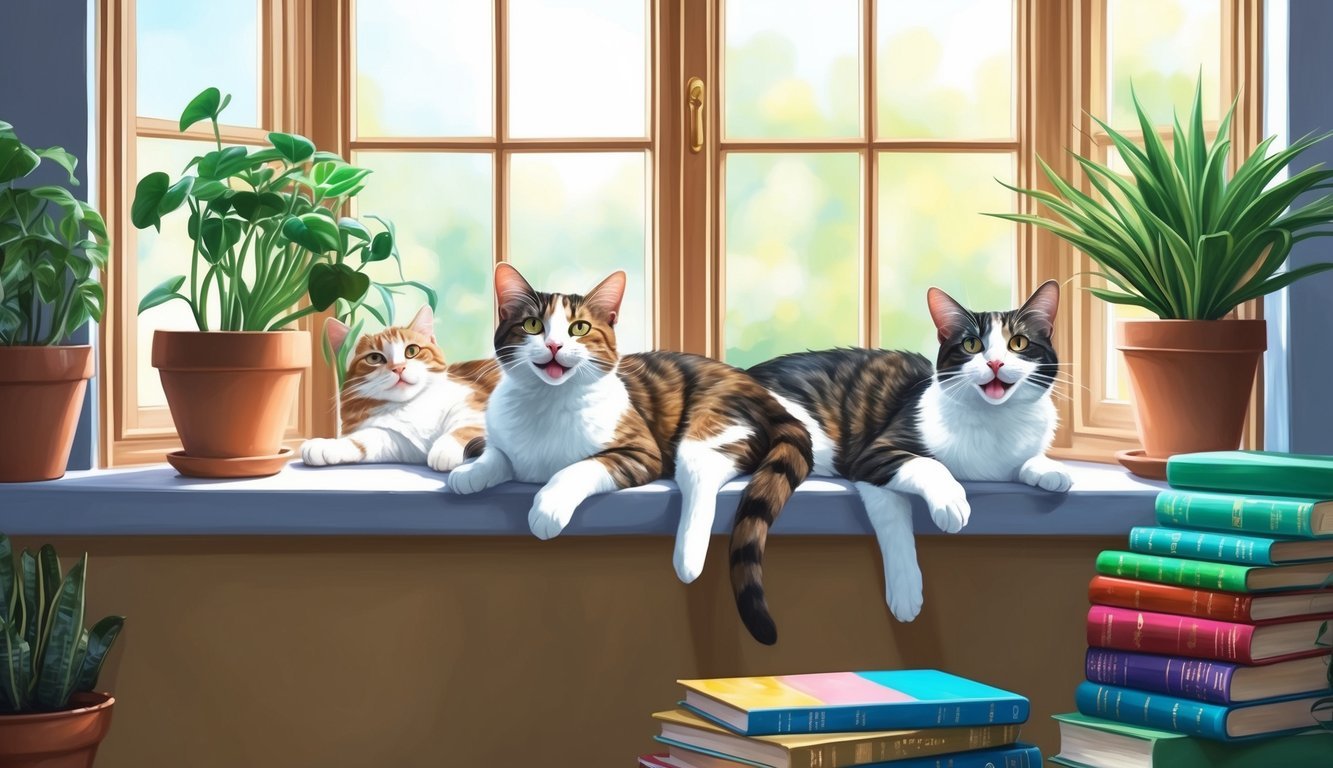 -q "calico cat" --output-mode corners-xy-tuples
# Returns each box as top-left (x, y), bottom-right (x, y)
(748, 281), (1071, 622)
(448, 264), (812, 645)
(300, 306), (499, 471)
